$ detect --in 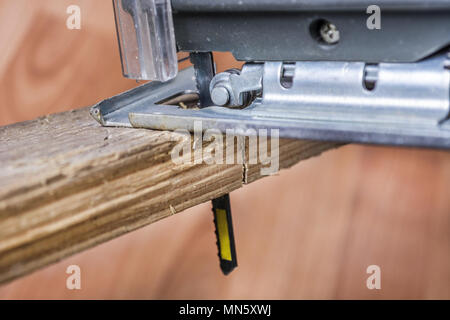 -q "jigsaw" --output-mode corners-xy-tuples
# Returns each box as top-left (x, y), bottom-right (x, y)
(91, 0), (450, 274)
